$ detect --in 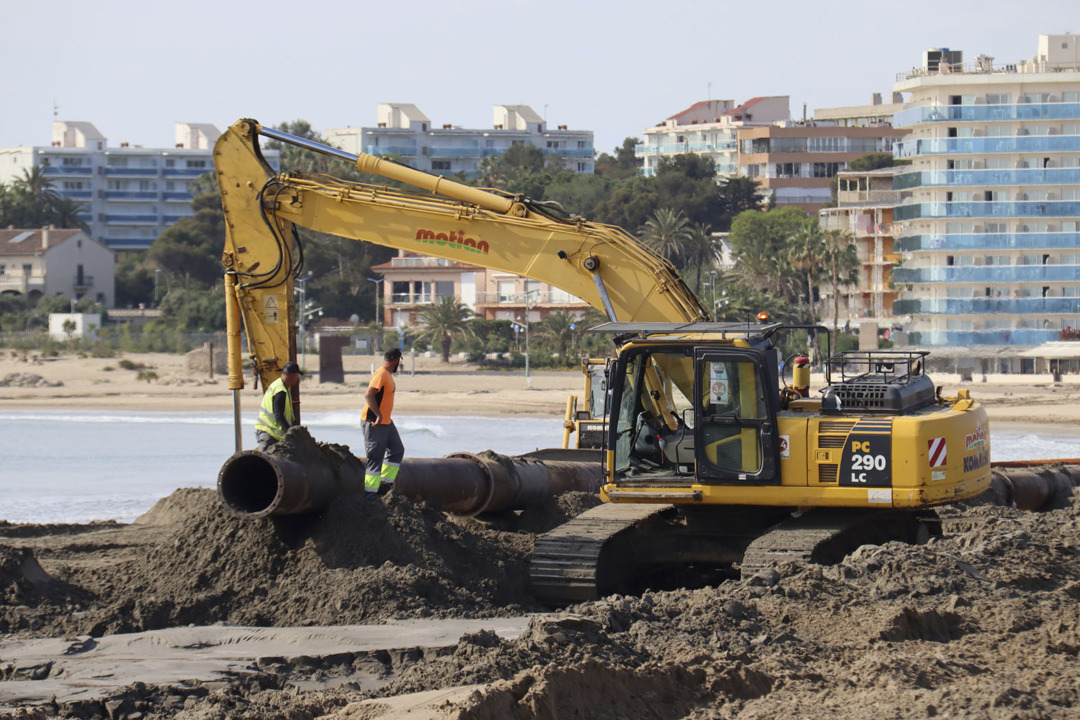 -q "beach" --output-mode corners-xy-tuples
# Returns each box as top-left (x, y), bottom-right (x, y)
(2, 349), (1079, 429)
